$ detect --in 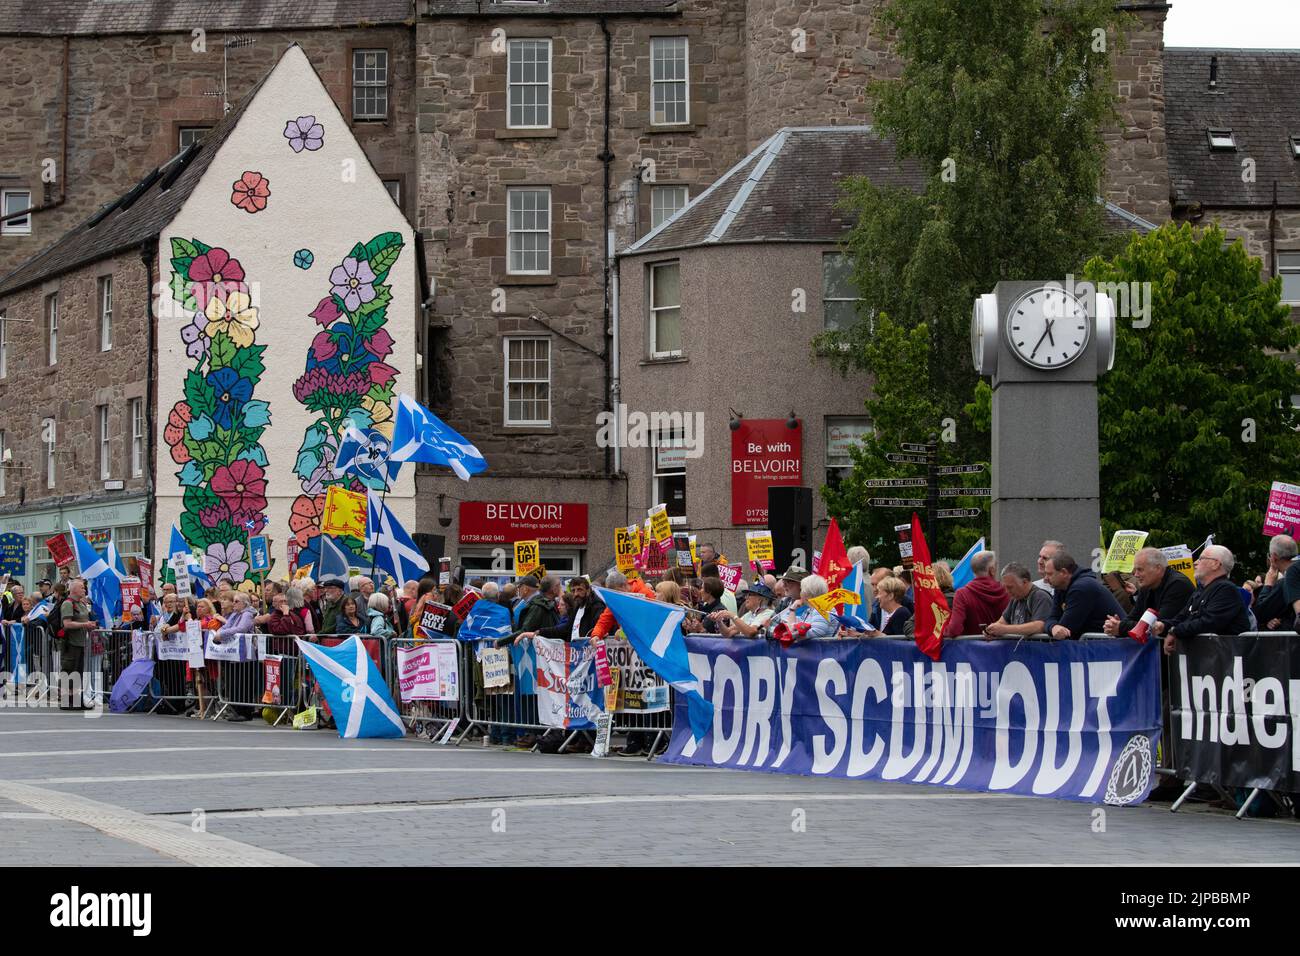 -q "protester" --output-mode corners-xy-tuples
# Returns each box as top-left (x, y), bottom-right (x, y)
(521, 577), (605, 642)
(942, 551), (1008, 638)
(189, 597), (223, 718)
(769, 574), (838, 642)
(512, 575), (560, 639)
(367, 592), (396, 638)
(694, 577), (727, 633)
(697, 542), (718, 566)
(1103, 547), (1195, 638)
(318, 575), (346, 633)
(865, 576), (912, 637)
(932, 561), (956, 606)
(1034, 539), (1065, 592)
(285, 585), (315, 637)
(985, 562), (1054, 637)
(710, 582), (777, 638)
(1247, 534), (1298, 632)
(1043, 549), (1125, 639)
(1101, 571), (1137, 615)
(57, 579), (95, 711)
(1155, 545), (1250, 651)
(335, 596), (367, 635)
(775, 566), (806, 614)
